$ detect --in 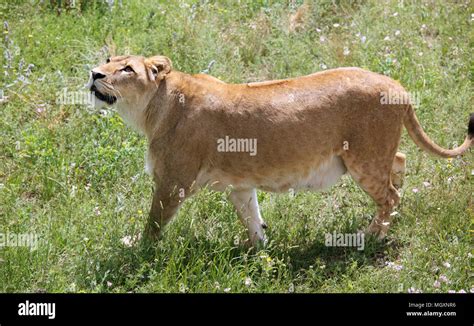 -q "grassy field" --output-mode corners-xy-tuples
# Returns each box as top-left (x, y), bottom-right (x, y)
(0, 0), (472, 293)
